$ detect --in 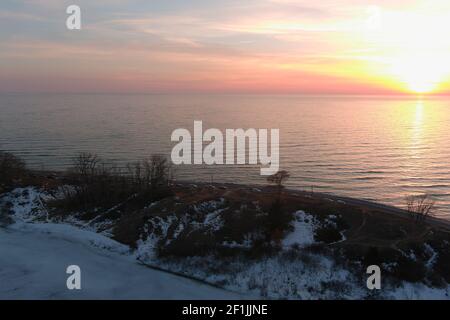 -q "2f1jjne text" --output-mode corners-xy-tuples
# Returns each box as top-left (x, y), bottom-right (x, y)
(228, 304), (268, 317)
